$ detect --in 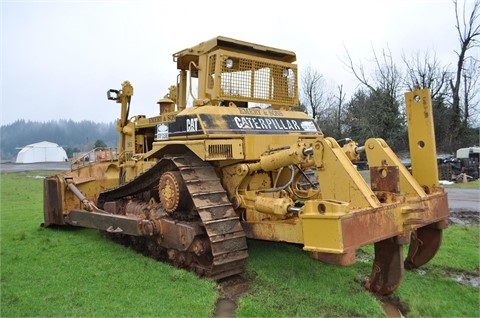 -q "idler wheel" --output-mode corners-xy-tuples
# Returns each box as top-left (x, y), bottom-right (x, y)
(159, 171), (187, 213)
